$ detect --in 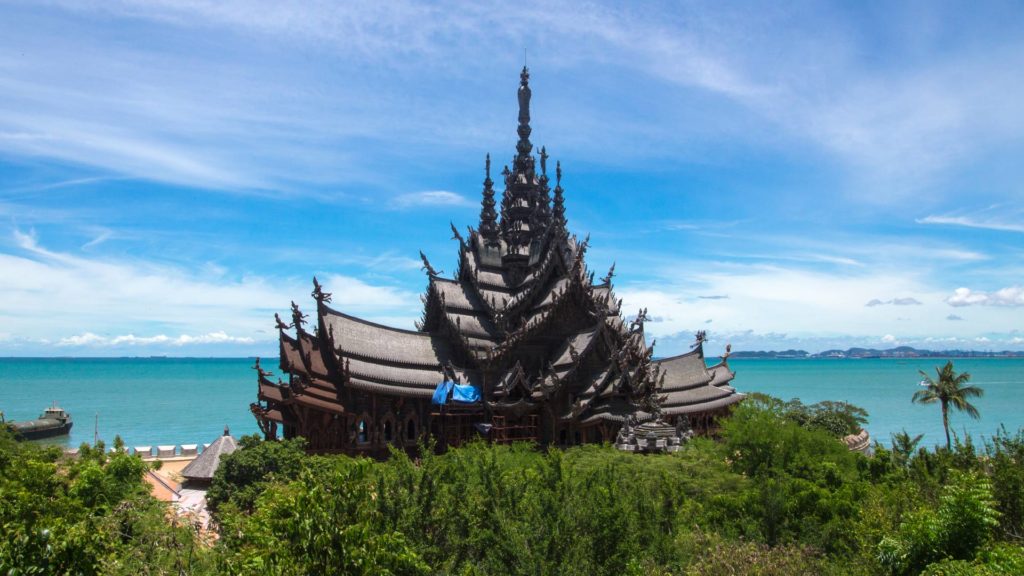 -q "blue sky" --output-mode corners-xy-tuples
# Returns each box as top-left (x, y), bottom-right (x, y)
(1, 0), (1022, 357)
